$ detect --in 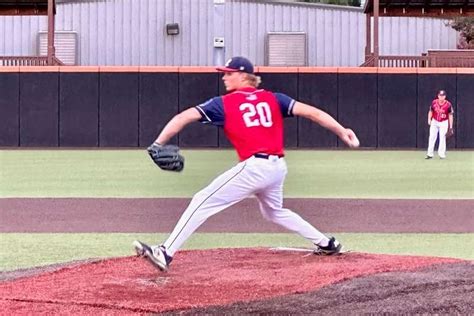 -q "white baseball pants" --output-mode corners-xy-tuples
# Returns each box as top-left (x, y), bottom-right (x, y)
(427, 119), (448, 158)
(162, 155), (329, 256)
